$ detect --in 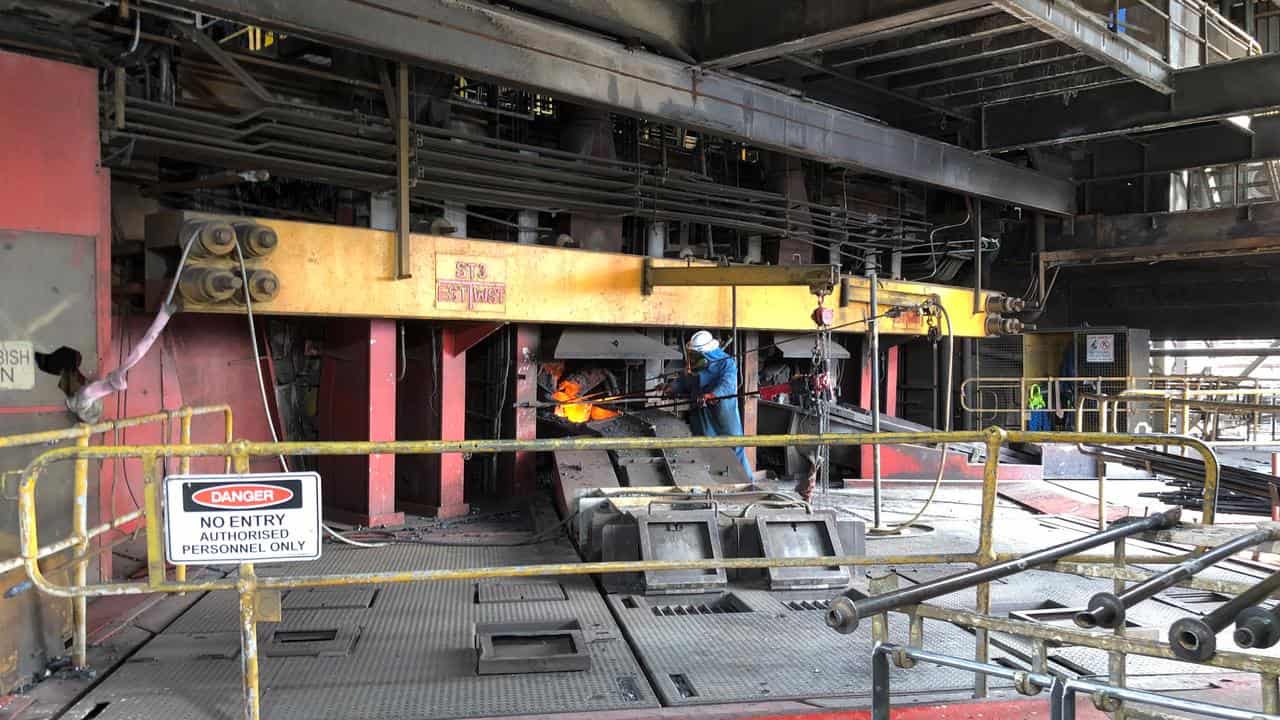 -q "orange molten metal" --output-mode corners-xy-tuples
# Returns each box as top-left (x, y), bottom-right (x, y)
(552, 380), (619, 423)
